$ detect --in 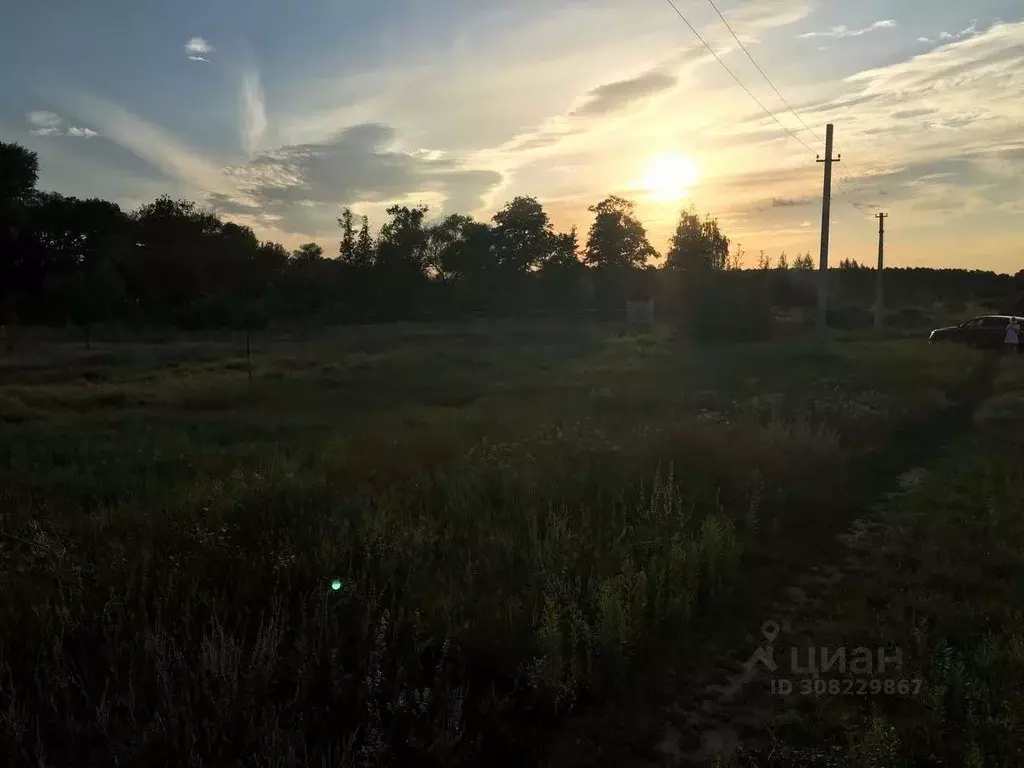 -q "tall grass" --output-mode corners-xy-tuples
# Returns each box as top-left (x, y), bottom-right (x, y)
(0, 330), (980, 765)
